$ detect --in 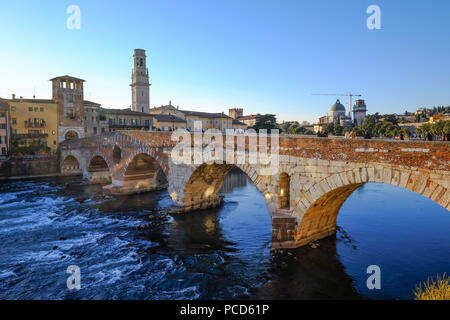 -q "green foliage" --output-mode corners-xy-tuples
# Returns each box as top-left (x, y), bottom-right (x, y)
(10, 144), (52, 156)
(416, 120), (450, 139)
(322, 123), (345, 136)
(400, 127), (411, 138)
(252, 114), (279, 132)
(383, 114), (398, 125)
(292, 126), (314, 135)
(350, 113), (421, 138)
